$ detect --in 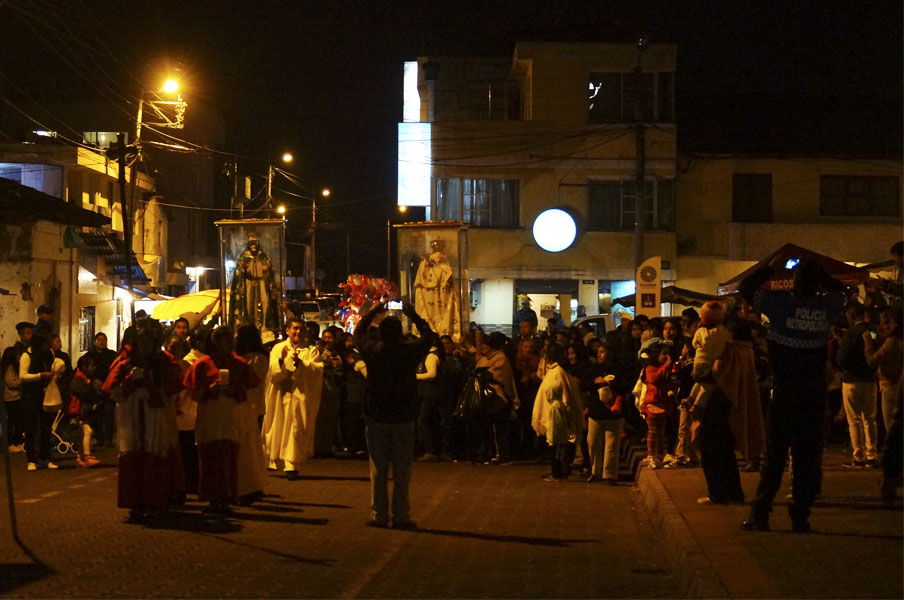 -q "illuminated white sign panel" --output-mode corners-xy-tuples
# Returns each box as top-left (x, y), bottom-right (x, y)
(397, 122), (431, 207)
(402, 61), (420, 123)
(532, 209), (576, 252)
